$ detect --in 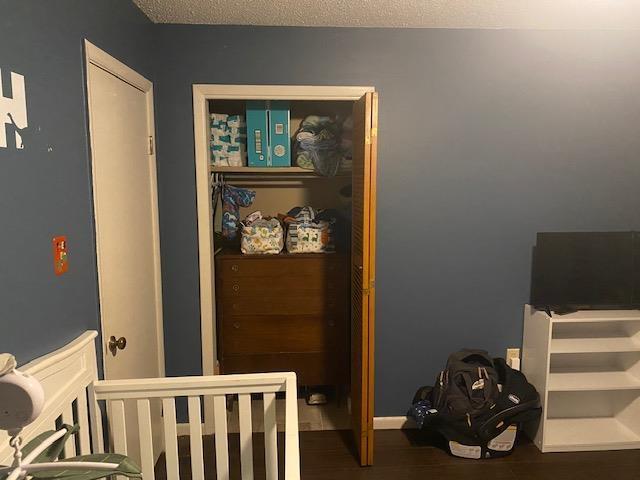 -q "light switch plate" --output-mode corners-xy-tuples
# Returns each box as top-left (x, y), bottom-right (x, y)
(52, 235), (68, 276)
